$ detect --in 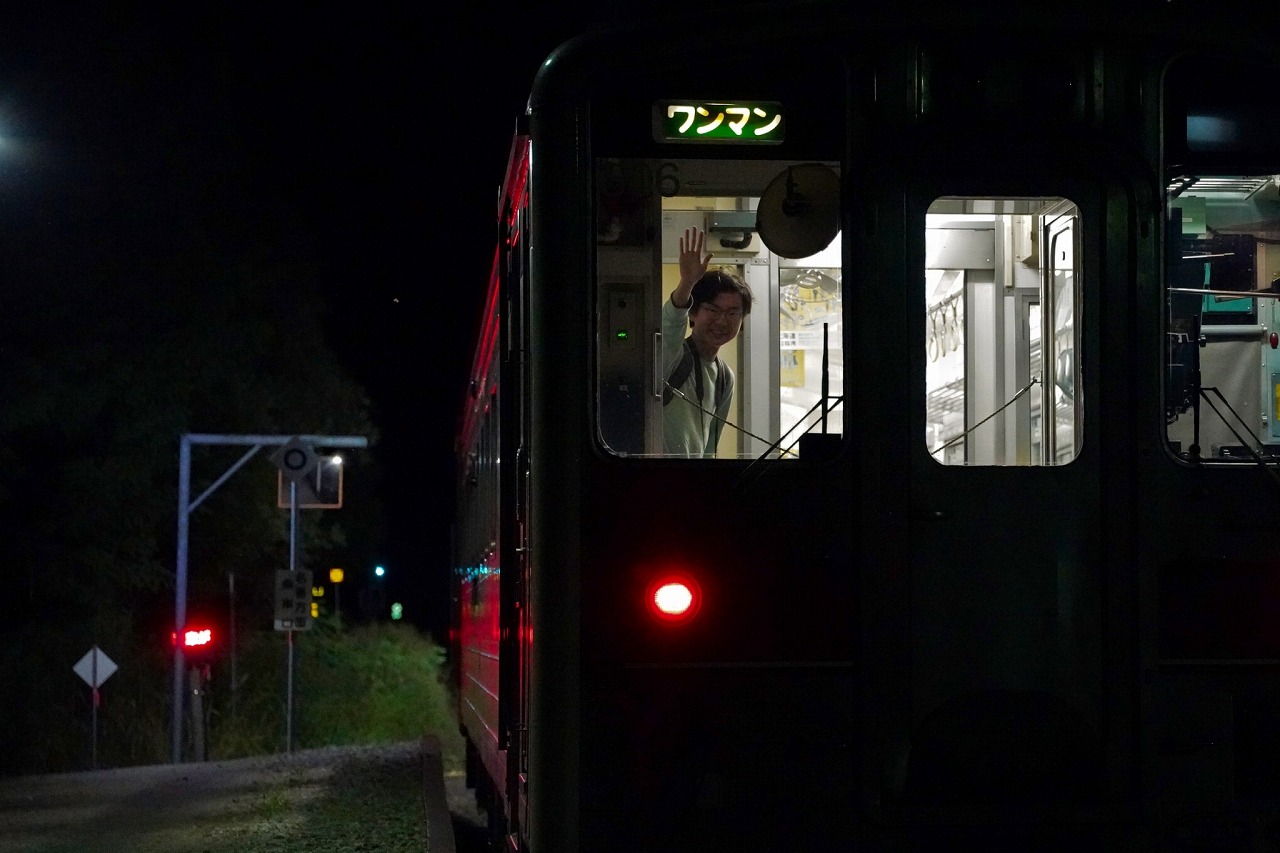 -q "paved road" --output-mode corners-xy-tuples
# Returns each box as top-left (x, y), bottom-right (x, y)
(0, 740), (449, 853)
